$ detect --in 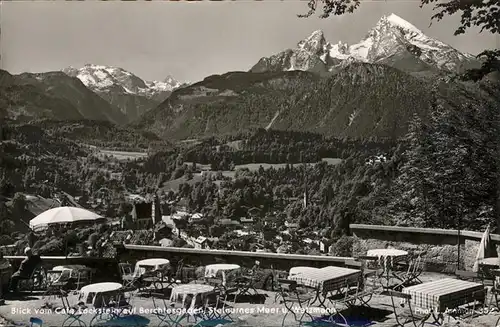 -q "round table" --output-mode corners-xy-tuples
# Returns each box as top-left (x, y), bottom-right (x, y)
(53, 265), (90, 277)
(205, 264), (240, 285)
(367, 249), (409, 270)
(80, 282), (123, 305)
(170, 284), (214, 310)
(134, 258), (170, 277)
